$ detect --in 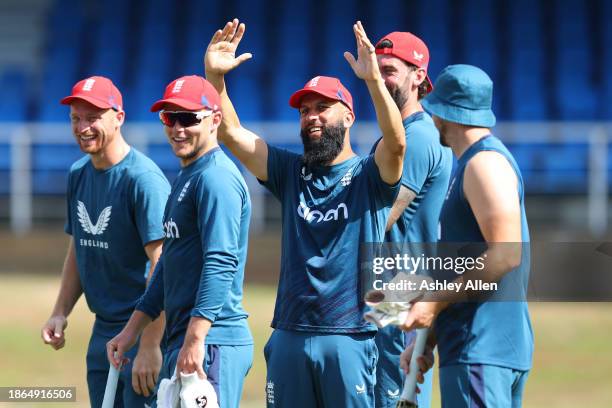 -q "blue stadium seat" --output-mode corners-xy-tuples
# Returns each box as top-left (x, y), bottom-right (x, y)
(270, 0), (311, 120)
(178, 0), (224, 76)
(38, 0), (87, 121)
(507, 0), (547, 120)
(553, 0), (598, 120)
(32, 145), (84, 170)
(417, 0), (450, 81)
(0, 70), (28, 121)
(88, 0), (130, 84)
(125, 0), (175, 120)
(32, 171), (69, 195)
(600, 0), (612, 119)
